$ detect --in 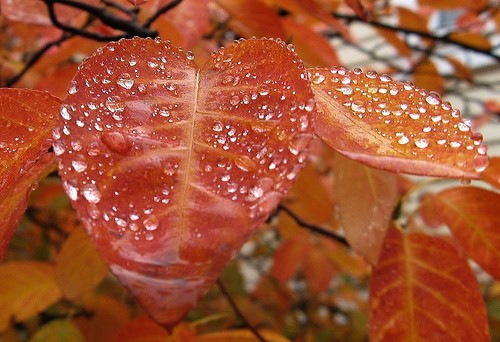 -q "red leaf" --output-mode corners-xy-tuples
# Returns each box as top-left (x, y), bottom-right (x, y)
(308, 67), (489, 178)
(0, 154), (55, 261)
(0, 88), (60, 198)
(434, 187), (500, 280)
(271, 236), (309, 283)
(214, 0), (286, 39)
(369, 227), (490, 341)
(126, 0), (149, 6)
(333, 152), (399, 264)
(115, 316), (168, 342)
(55, 37), (315, 327)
